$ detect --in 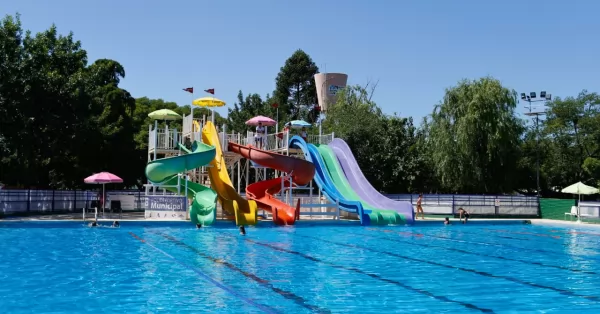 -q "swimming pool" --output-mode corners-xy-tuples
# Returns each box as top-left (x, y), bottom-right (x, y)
(1, 221), (600, 313)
